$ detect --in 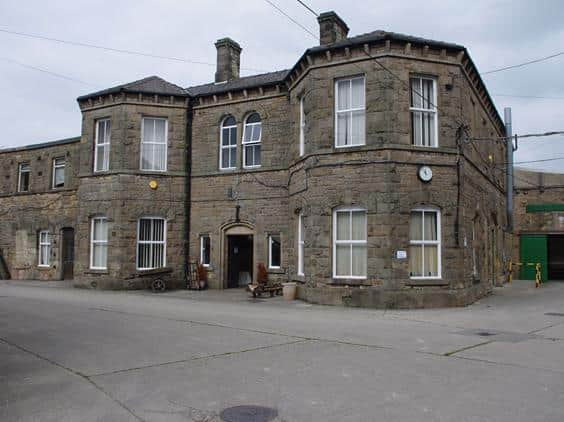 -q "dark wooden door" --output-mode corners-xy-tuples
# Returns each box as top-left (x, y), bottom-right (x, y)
(61, 228), (75, 280)
(227, 235), (253, 288)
